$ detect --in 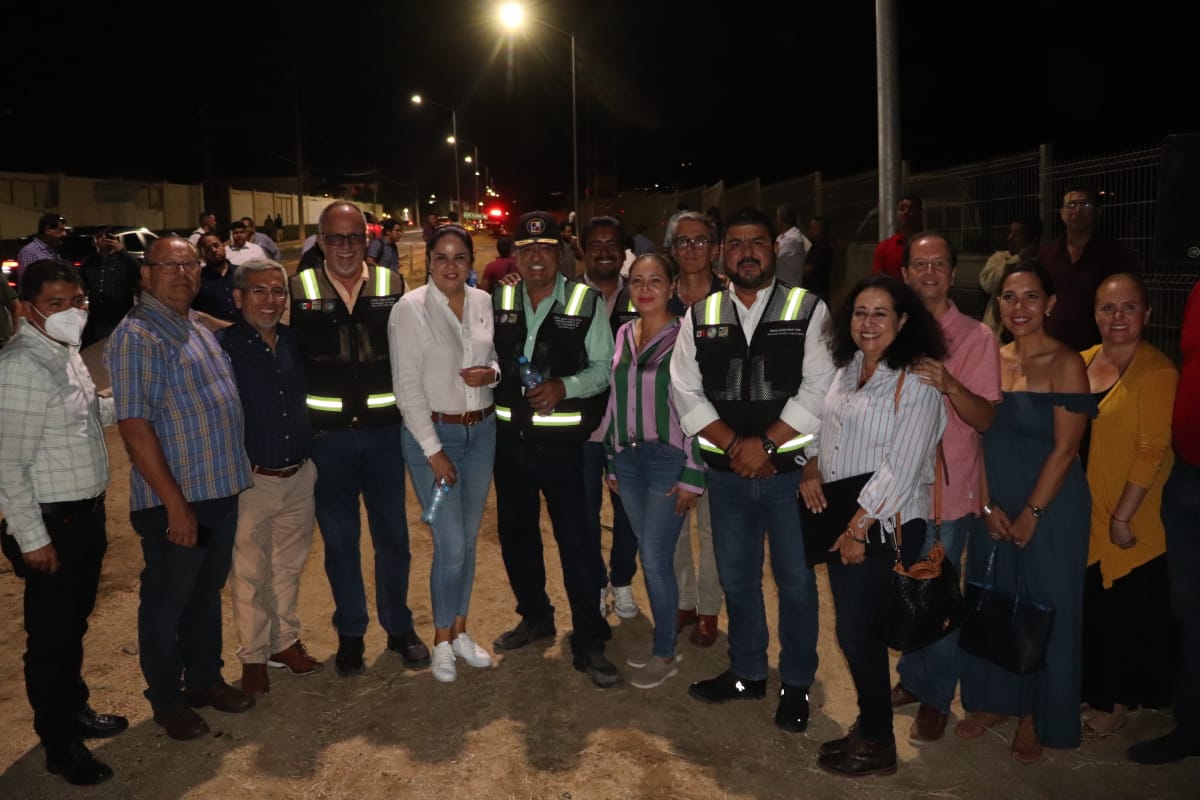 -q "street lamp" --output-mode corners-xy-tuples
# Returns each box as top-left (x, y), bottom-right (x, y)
(411, 93), (461, 217)
(498, 2), (578, 219)
(463, 145), (481, 219)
